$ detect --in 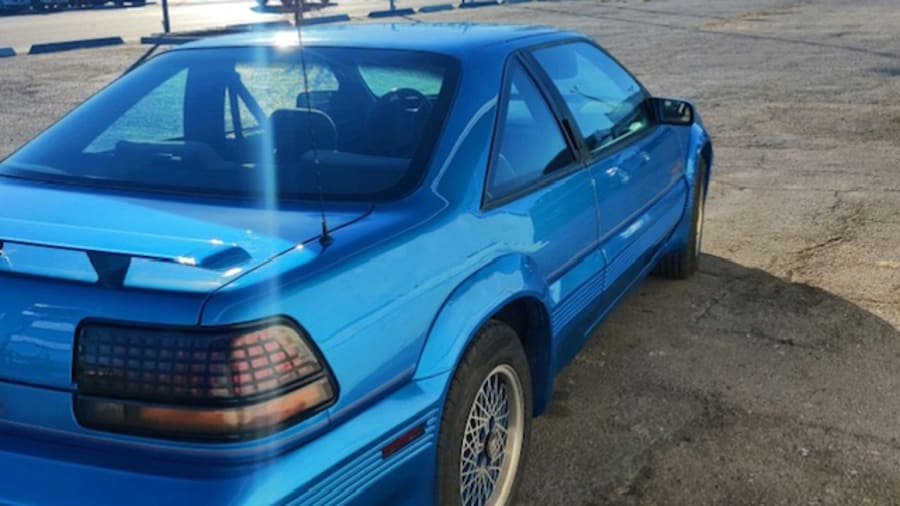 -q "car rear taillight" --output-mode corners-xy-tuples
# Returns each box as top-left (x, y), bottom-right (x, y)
(74, 319), (335, 441)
